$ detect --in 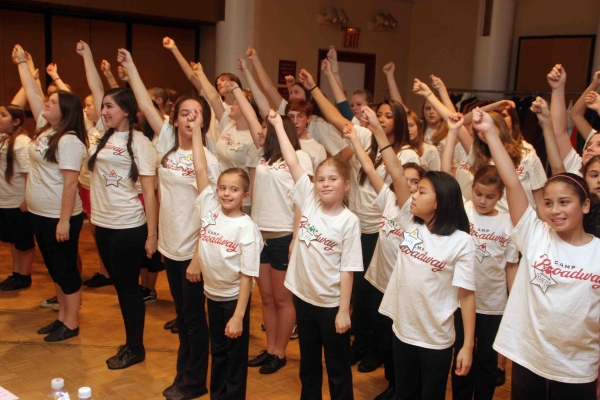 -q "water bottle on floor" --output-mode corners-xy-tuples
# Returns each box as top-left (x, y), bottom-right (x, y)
(46, 378), (68, 399)
(77, 387), (93, 399)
